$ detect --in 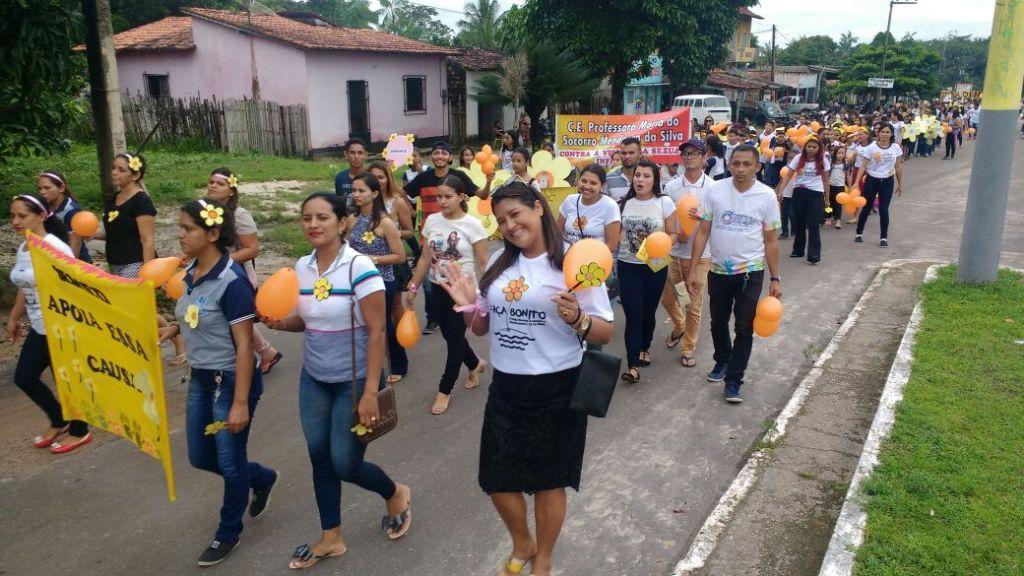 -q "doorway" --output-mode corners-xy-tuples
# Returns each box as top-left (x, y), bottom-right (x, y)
(347, 80), (370, 142)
